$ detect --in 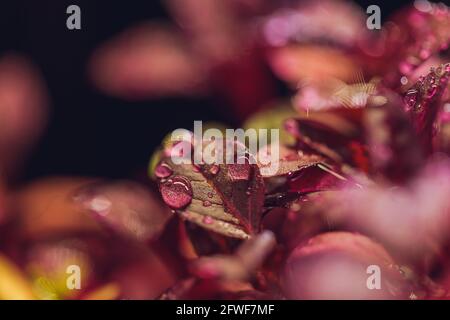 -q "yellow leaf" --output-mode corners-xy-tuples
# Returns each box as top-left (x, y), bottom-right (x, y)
(0, 254), (35, 300)
(82, 283), (121, 300)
